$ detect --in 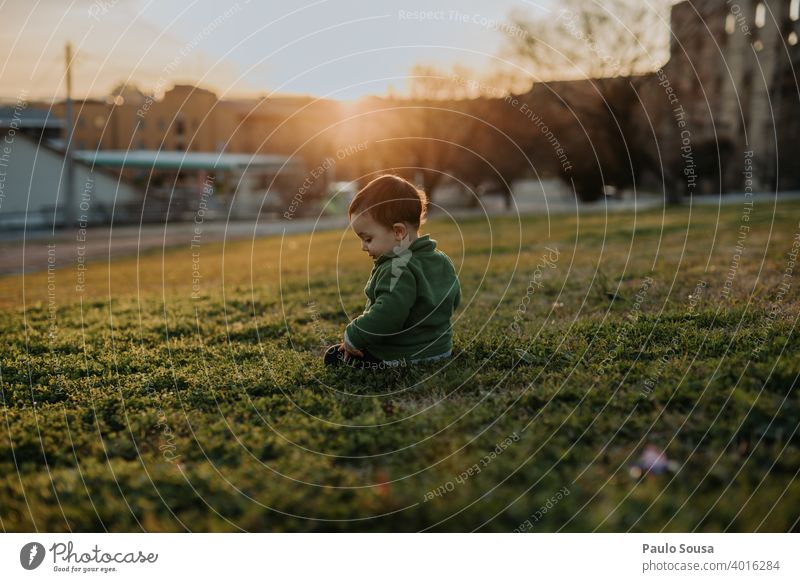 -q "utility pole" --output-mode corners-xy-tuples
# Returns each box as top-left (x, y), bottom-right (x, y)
(63, 42), (76, 228)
